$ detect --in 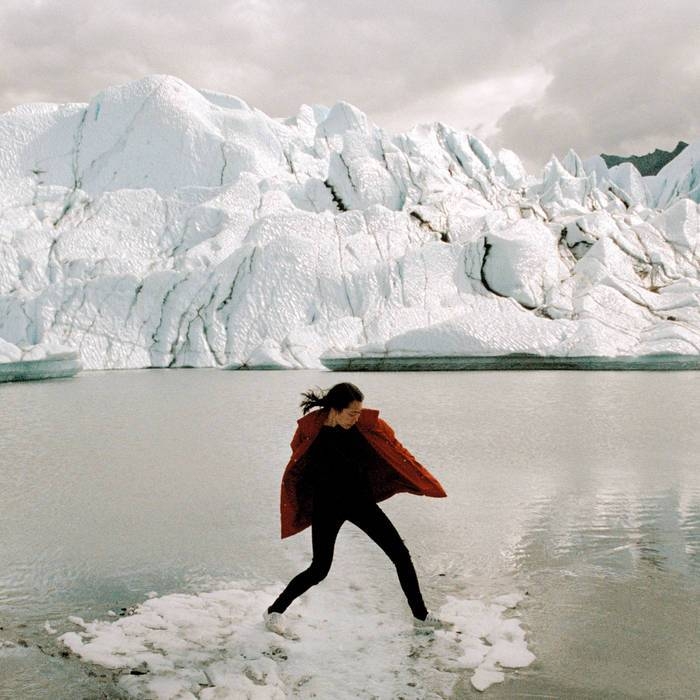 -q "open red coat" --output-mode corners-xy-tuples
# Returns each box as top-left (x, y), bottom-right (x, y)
(279, 407), (447, 538)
